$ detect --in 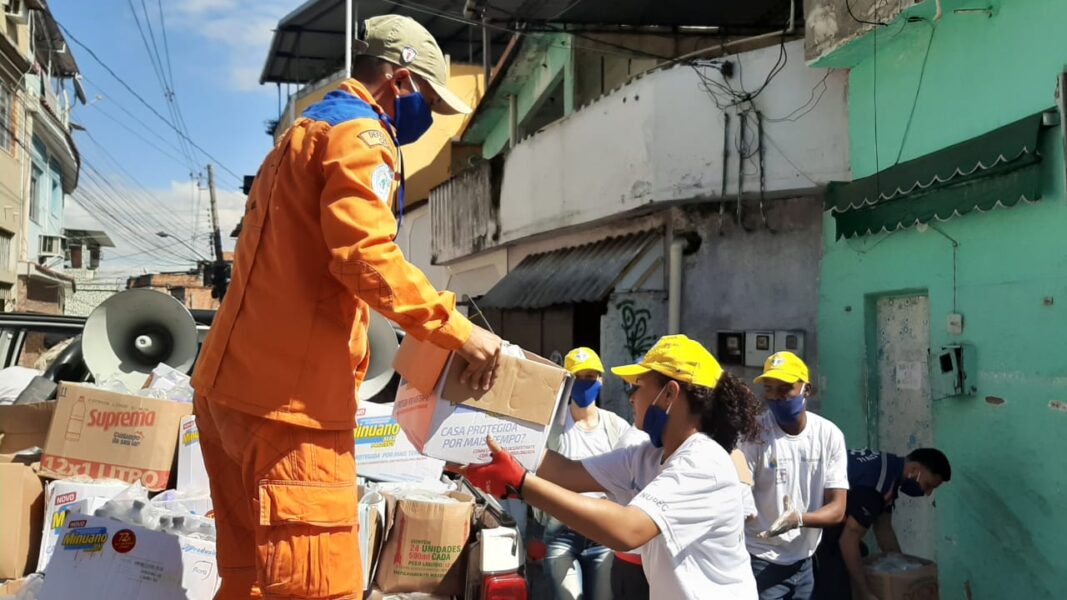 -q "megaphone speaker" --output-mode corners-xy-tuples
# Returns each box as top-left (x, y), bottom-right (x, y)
(83, 288), (199, 390)
(359, 310), (402, 401)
